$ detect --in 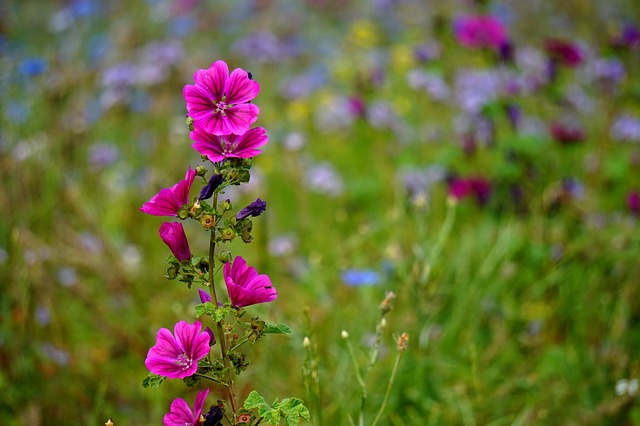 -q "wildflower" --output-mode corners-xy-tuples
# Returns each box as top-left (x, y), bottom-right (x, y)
(191, 127), (268, 162)
(236, 197), (267, 221)
(183, 60), (260, 136)
(550, 121), (585, 144)
(224, 256), (277, 307)
(545, 39), (583, 67)
(448, 177), (492, 205)
(341, 269), (381, 287)
(145, 320), (210, 379)
(163, 389), (209, 426)
(140, 168), (196, 216)
(628, 191), (639, 216)
(159, 222), (191, 262)
(454, 15), (508, 50)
